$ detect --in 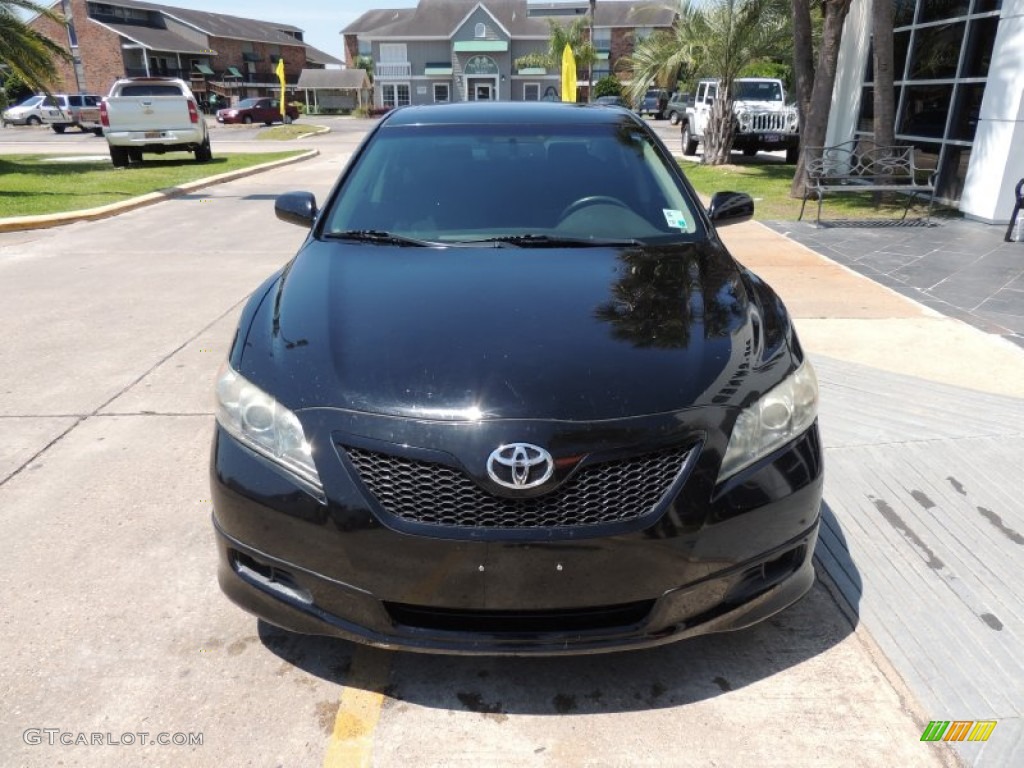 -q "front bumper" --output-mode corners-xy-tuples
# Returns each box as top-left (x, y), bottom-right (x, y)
(215, 516), (818, 655)
(211, 410), (823, 655)
(733, 132), (799, 151)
